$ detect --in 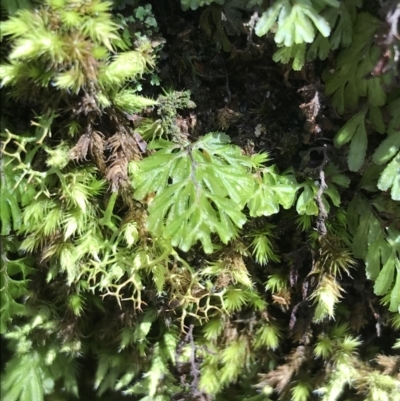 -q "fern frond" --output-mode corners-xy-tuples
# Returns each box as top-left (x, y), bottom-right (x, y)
(132, 133), (255, 253)
(2, 352), (51, 401)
